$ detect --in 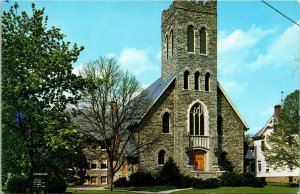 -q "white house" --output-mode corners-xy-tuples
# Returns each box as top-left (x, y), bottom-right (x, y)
(253, 105), (299, 183)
